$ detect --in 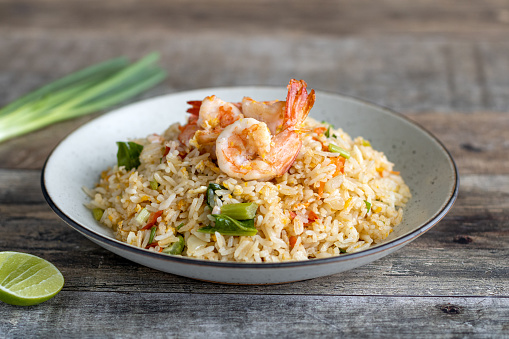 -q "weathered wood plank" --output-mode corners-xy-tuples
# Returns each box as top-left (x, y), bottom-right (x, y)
(1, 292), (508, 338)
(0, 169), (507, 296)
(1, 0), (509, 37)
(3, 32), (509, 113)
